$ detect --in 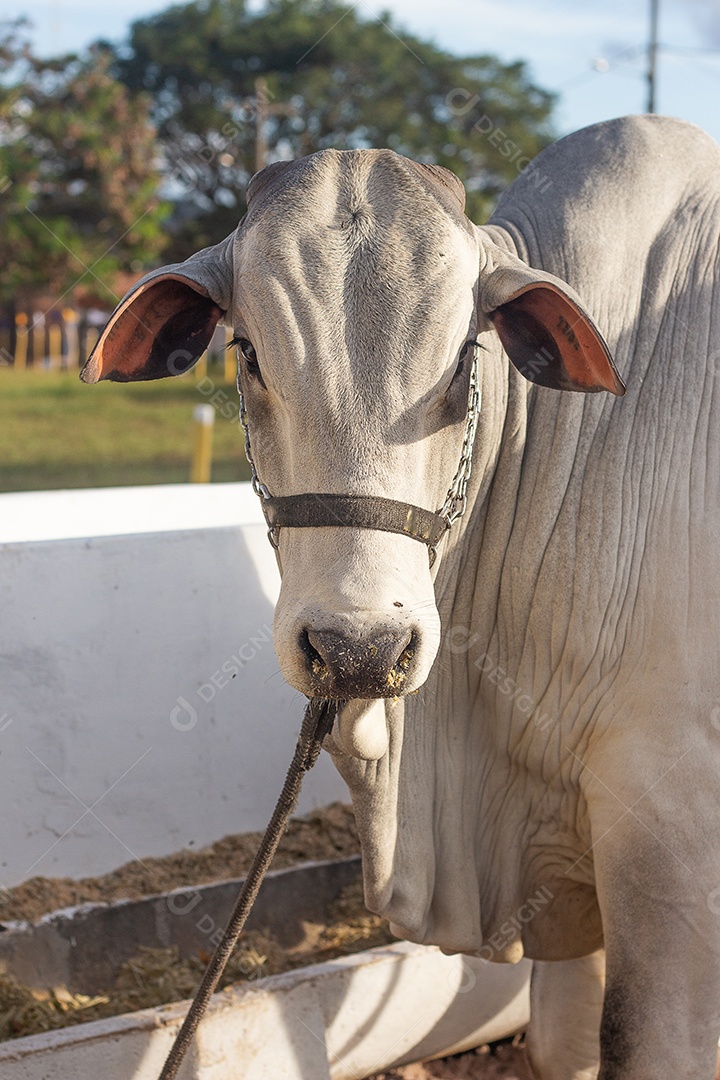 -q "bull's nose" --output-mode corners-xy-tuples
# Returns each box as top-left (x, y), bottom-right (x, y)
(301, 625), (417, 698)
